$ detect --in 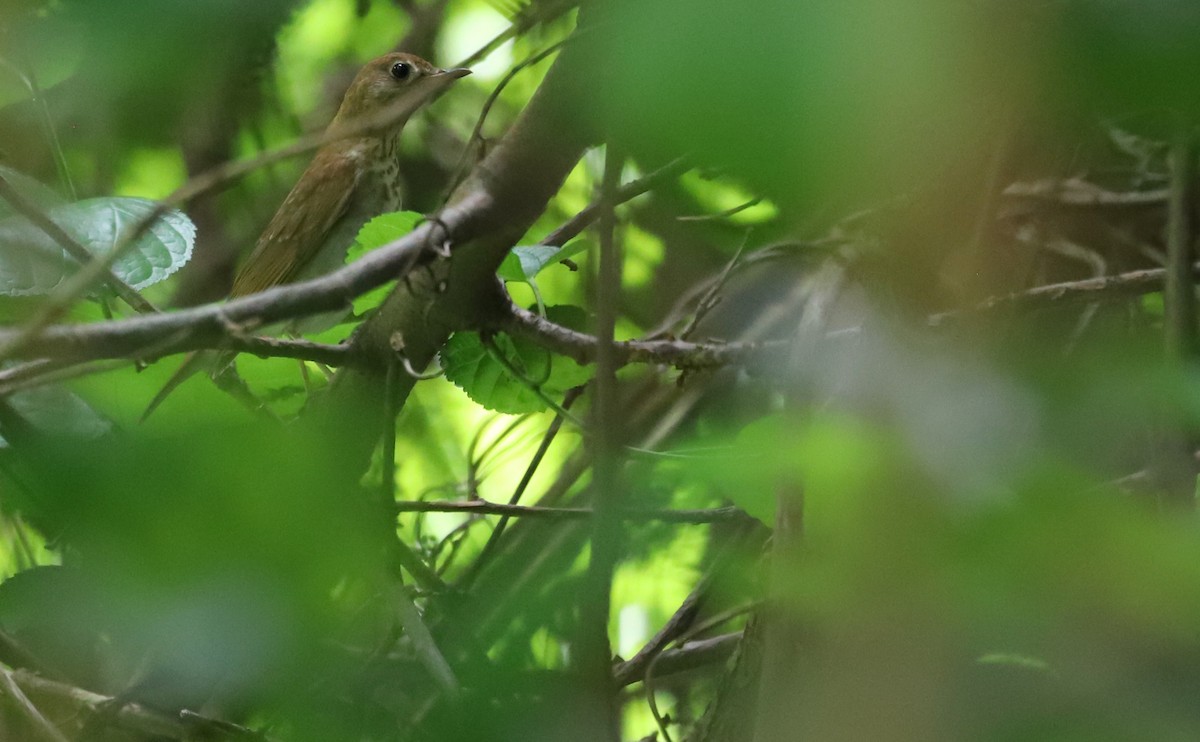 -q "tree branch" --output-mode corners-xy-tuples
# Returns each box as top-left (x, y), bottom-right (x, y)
(0, 201), (474, 362)
(5, 669), (273, 741)
(2, 252), (1191, 371)
(614, 632), (741, 688)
